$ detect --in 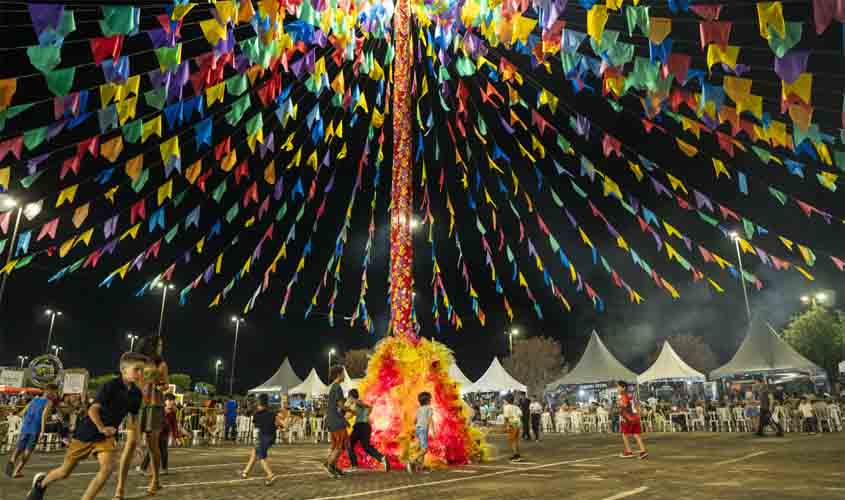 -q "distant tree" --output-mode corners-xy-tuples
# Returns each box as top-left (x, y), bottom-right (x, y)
(647, 334), (718, 374)
(781, 306), (845, 378)
(341, 348), (371, 378)
(169, 373), (192, 393)
(88, 374), (118, 393)
(502, 337), (567, 397)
